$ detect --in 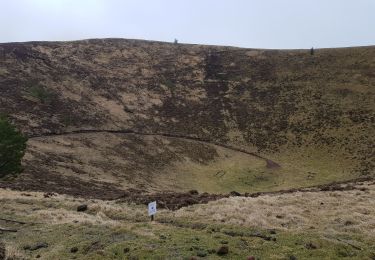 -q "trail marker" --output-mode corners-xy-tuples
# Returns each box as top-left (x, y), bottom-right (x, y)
(148, 201), (157, 221)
